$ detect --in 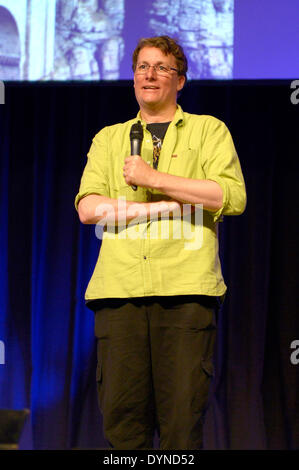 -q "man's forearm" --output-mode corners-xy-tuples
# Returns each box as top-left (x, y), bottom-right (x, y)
(124, 156), (223, 211)
(151, 172), (223, 211)
(78, 194), (181, 225)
